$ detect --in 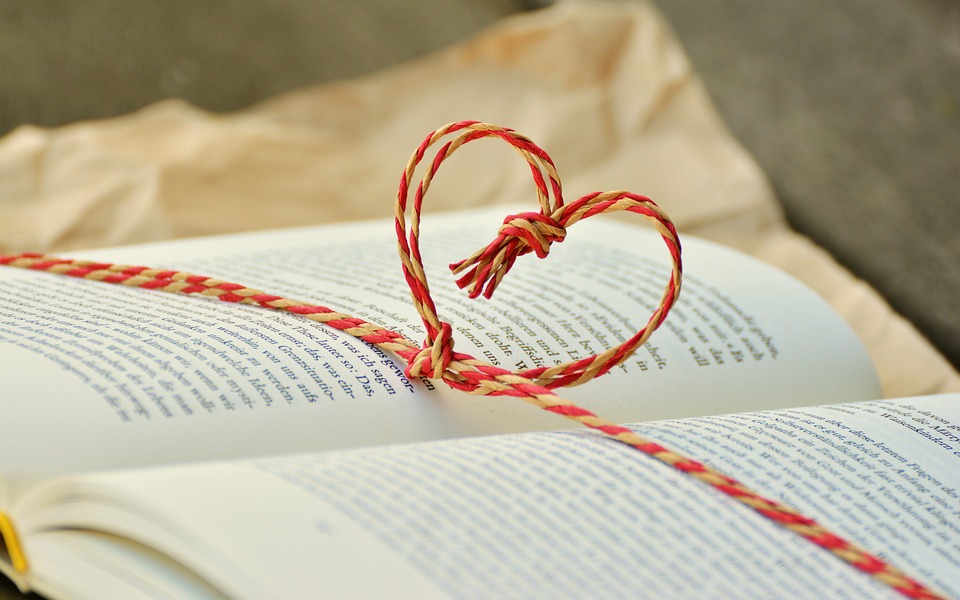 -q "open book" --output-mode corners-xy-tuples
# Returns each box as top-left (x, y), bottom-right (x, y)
(1, 207), (956, 598)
